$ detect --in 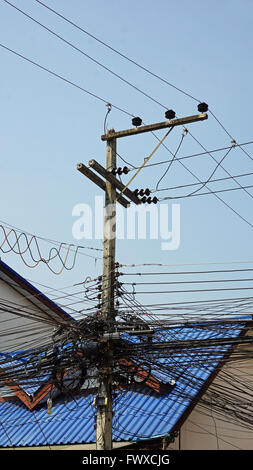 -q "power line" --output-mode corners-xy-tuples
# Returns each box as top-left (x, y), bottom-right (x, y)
(33, 0), (253, 164)
(130, 141), (253, 172)
(32, 0), (203, 104)
(186, 131), (253, 199)
(160, 183), (253, 200)
(123, 278), (253, 286)
(121, 287), (253, 295)
(152, 171), (253, 193)
(0, 219), (103, 255)
(155, 129), (187, 190)
(2, 3), (253, 230)
(18, 0), (253, 201)
(121, 296), (253, 309)
(2, 0), (168, 111)
(154, 134), (253, 228)
(146, 128), (253, 229)
(119, 260), (253, 268)
(7, 0), (251, 172)
(0, 222), (102, 273)
(161, 143), (235, 197)
(120, 267), (253, 276)
(0, 42), (134, 118)
(29, 0), (253, 208)
(2, 1), (253, 440)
